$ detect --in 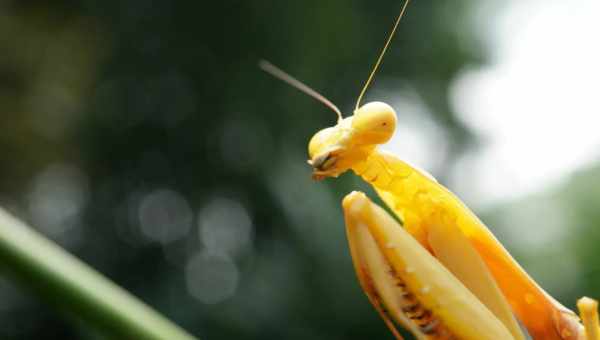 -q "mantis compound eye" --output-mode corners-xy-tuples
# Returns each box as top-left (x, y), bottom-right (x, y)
(352, 101), (397, 146)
